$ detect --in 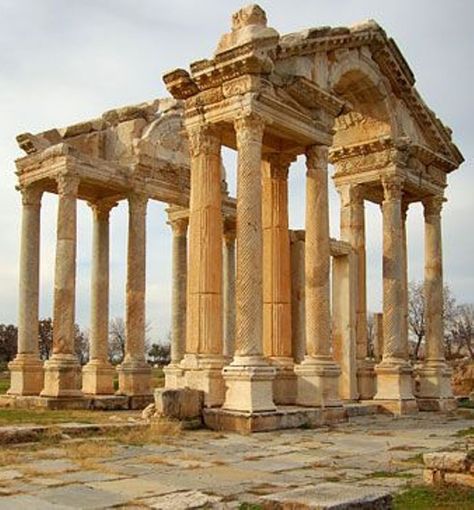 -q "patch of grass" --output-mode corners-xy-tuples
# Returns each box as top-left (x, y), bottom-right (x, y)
(0, 375), (10, 395)
(458, 398), (474, 409)
(238, 504), (263, 510)
(0, 408), (140, 426)
(0, 448), (22, 466)
(66, 441), (116, 461)
(454, 427), (474, 437)
(110, 418), (181, 445)
(369, 470), (415, 479)
(393, 484), (474, 509)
